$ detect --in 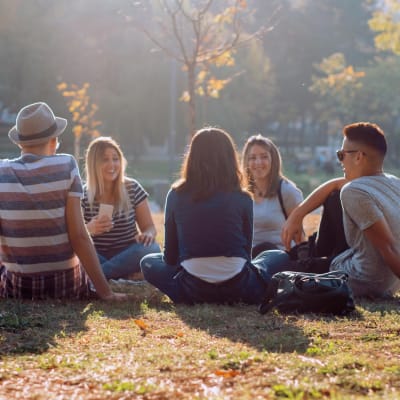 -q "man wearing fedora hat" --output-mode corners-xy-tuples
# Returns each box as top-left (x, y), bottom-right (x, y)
(0, 102), (127, 300)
